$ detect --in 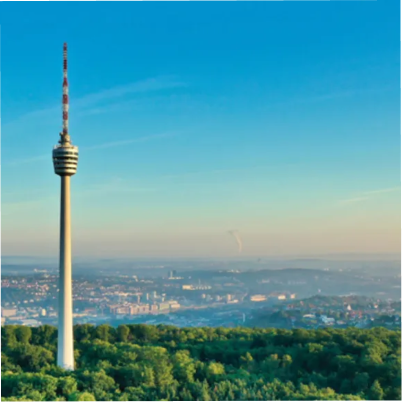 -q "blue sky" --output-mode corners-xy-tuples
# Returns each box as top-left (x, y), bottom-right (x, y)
(1, 1), (400, 258)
